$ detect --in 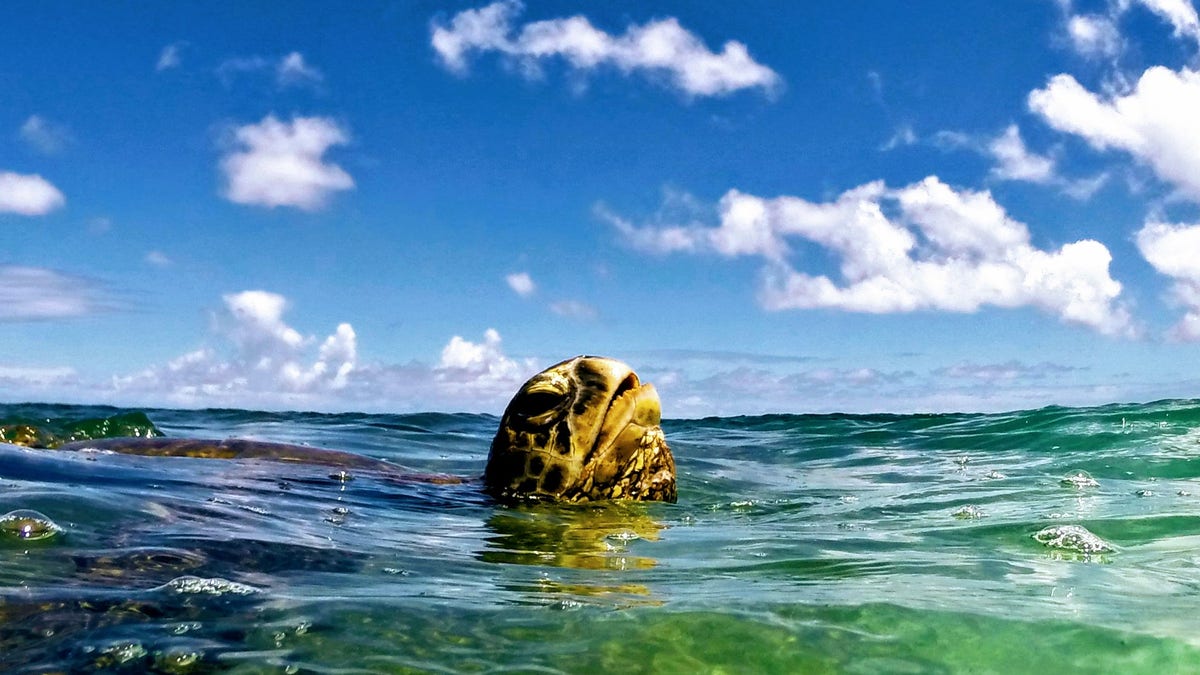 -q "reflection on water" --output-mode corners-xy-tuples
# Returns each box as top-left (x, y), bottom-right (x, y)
(482, 502), (663, 569)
